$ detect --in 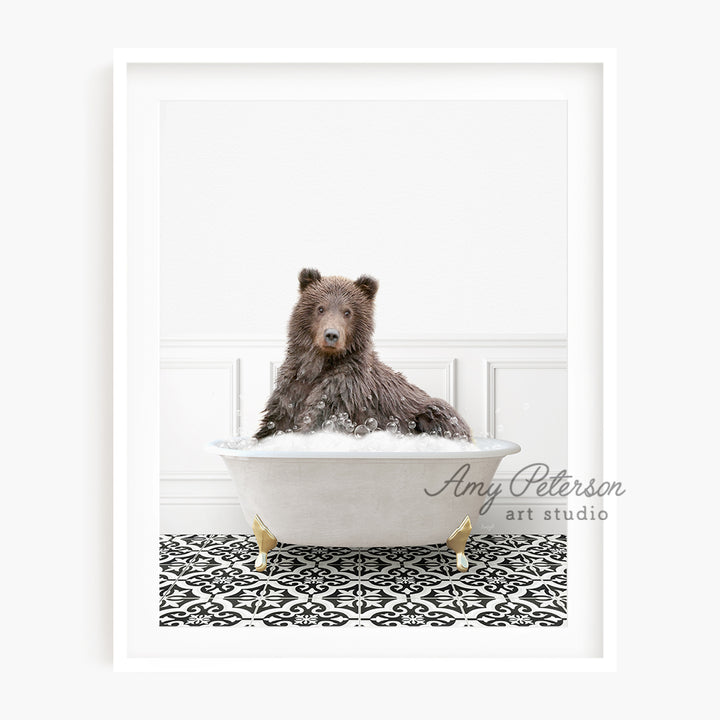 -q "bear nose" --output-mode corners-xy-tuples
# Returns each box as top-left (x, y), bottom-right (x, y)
(324, 329), (339, 345)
